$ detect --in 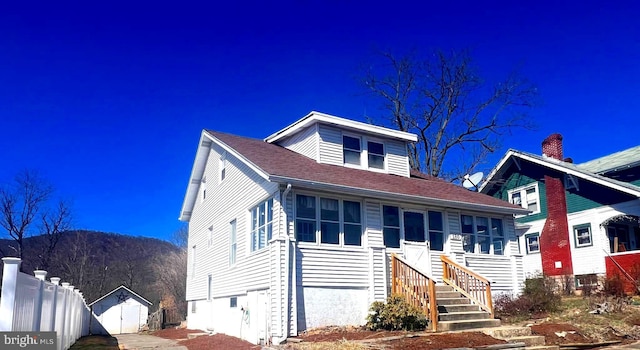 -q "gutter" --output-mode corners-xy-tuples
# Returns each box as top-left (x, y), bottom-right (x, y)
(269, 175), (529, 216)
